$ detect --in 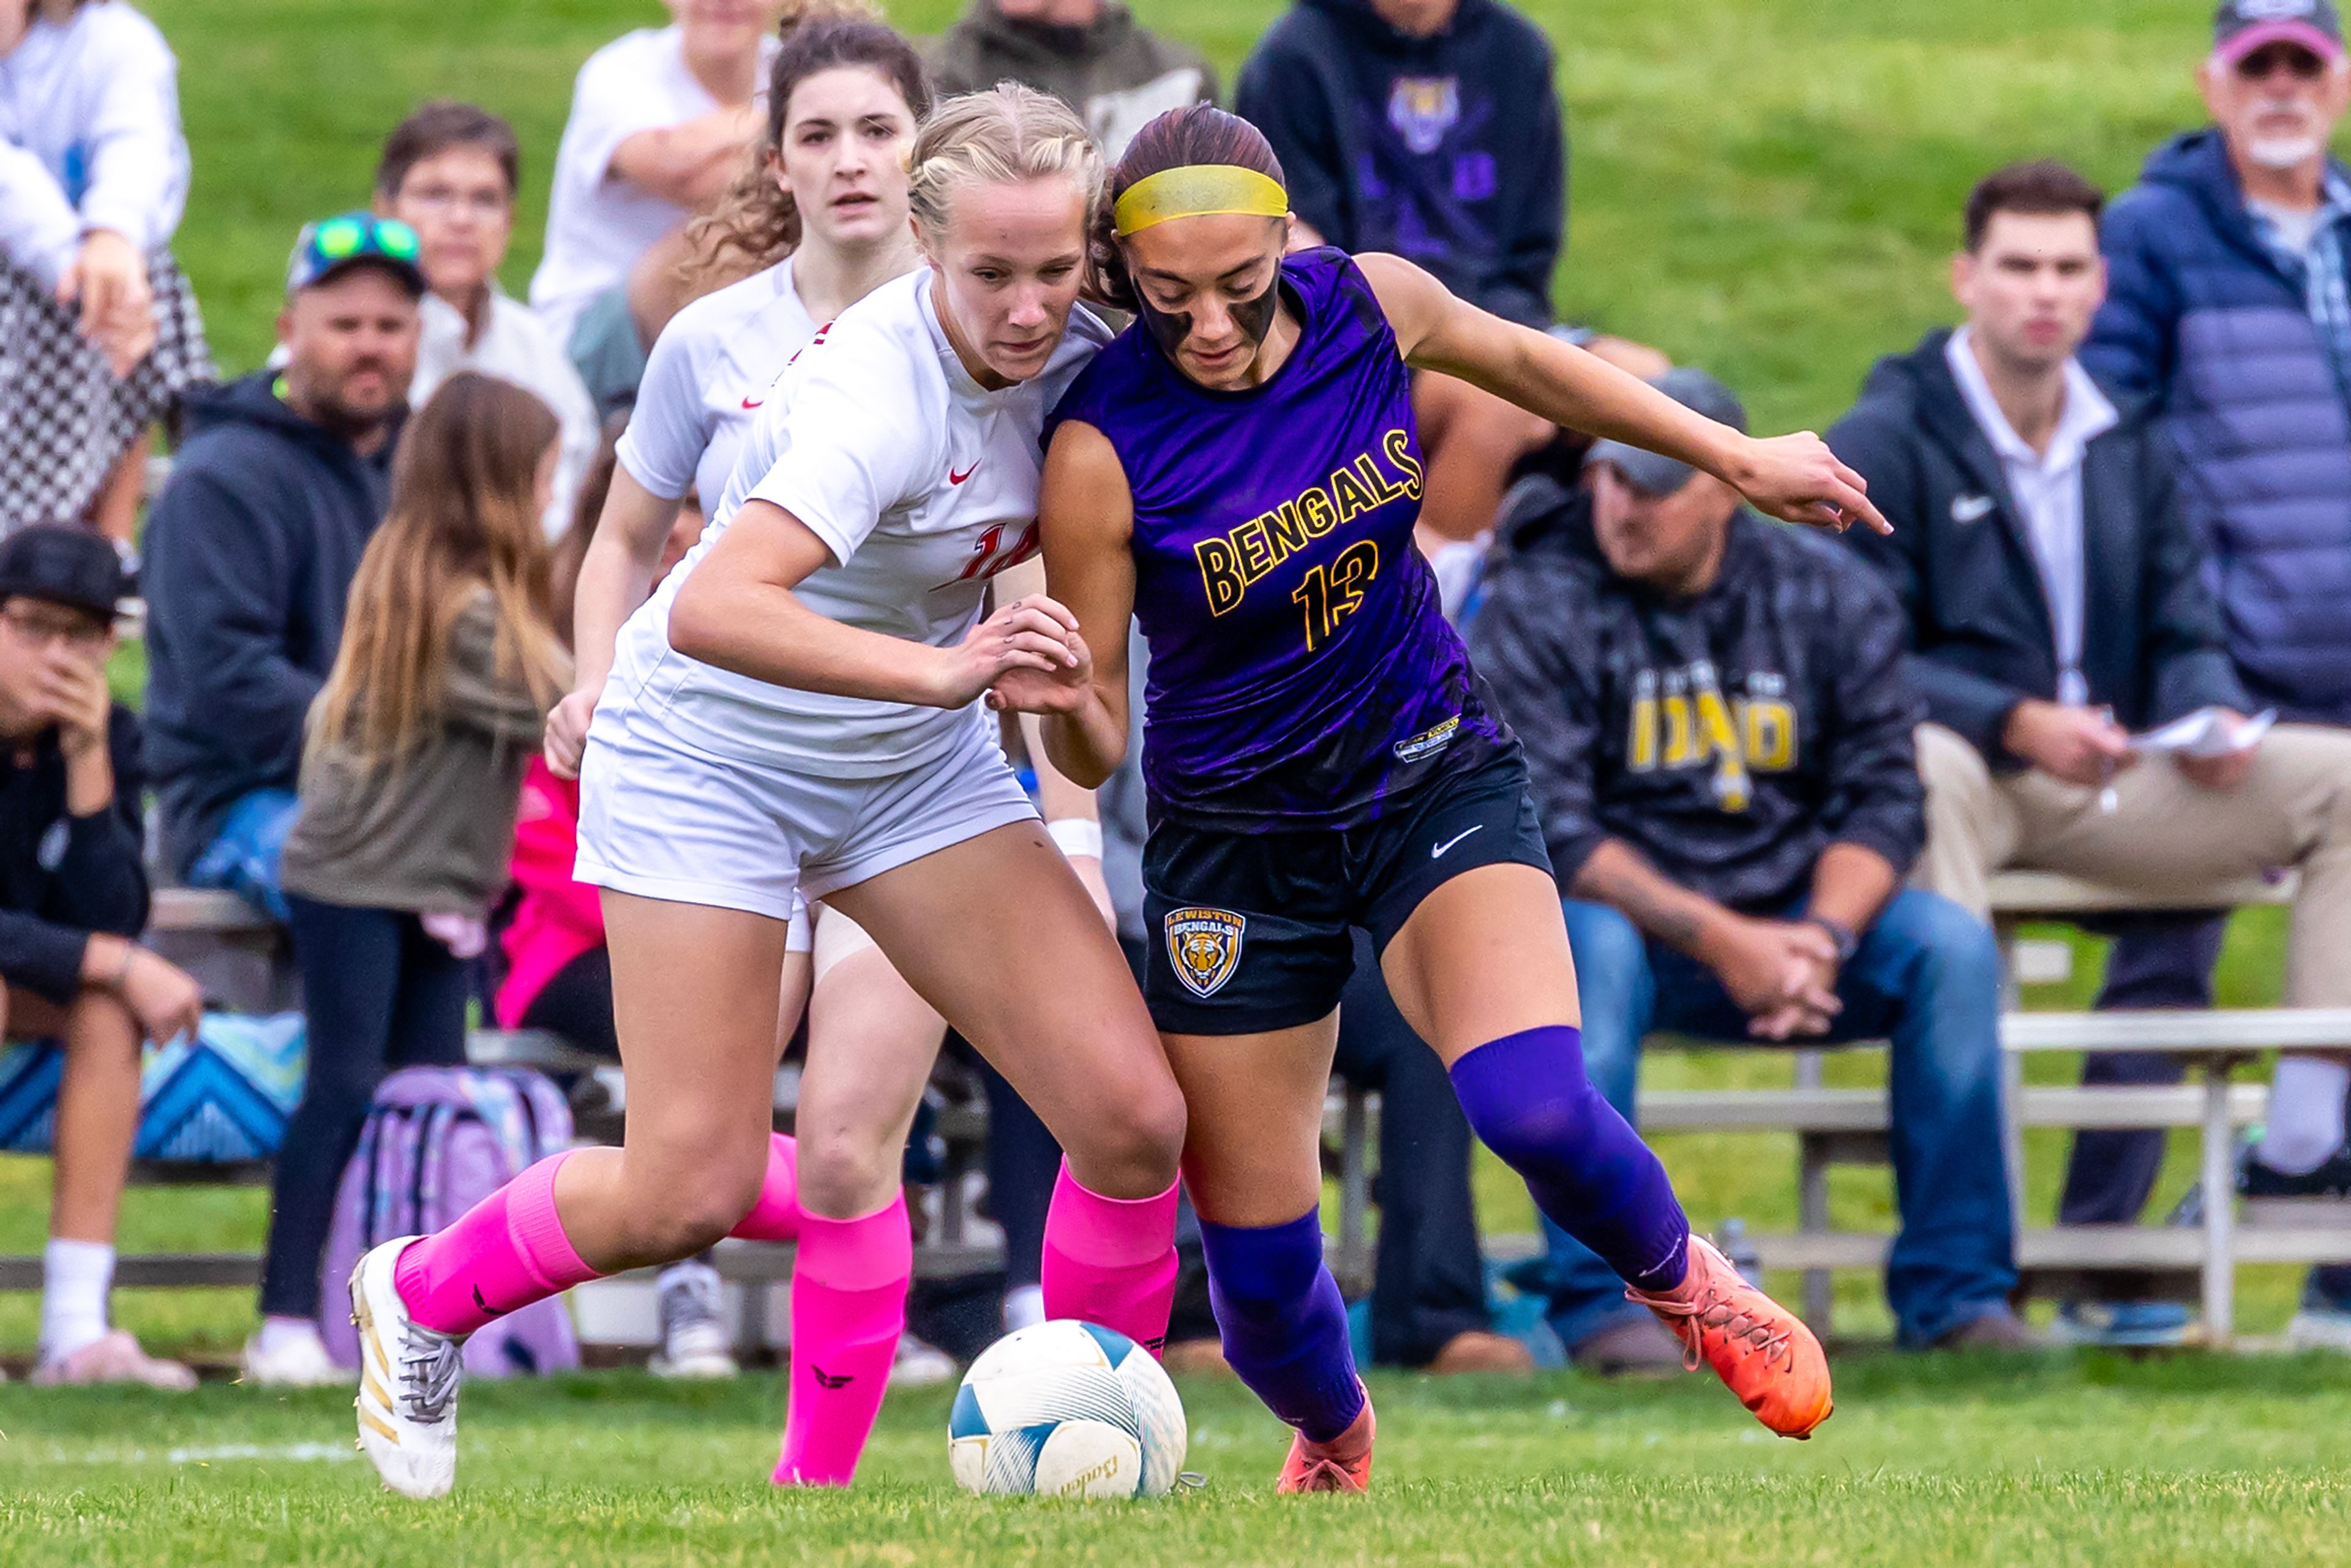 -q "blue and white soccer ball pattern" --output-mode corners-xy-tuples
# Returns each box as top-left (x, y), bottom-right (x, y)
(948, 1319), (1187, 1498)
